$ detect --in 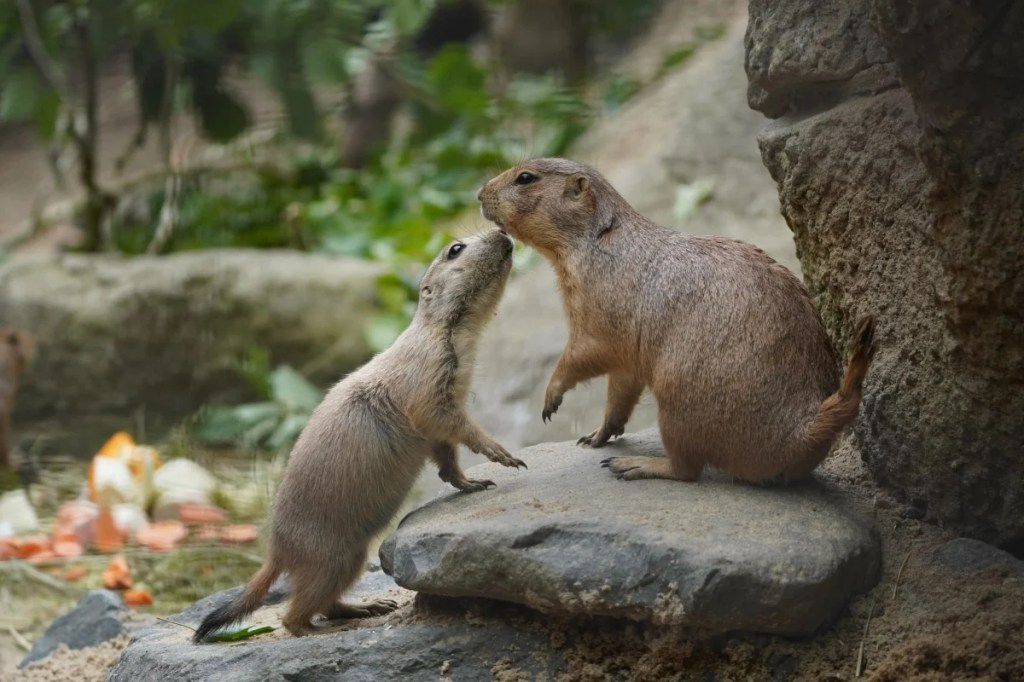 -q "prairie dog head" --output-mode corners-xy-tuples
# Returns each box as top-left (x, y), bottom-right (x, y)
(477, 157), (625, 259)
(0, 326), (34, 375)
(416, 230), (514, 328)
